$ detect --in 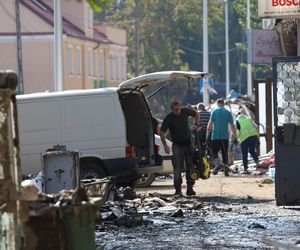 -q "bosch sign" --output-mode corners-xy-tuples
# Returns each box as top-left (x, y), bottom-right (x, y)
(272, 0), (300, 6)
(259, 0), (300, 17)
